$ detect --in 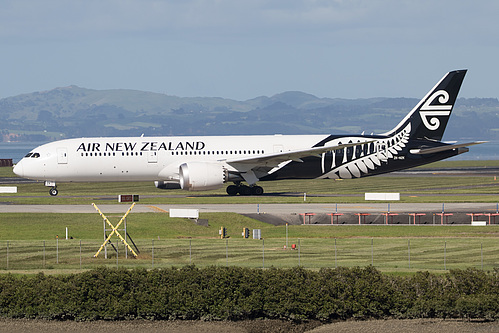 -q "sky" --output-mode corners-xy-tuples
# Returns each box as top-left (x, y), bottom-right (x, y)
(1, 0), (499, 101)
